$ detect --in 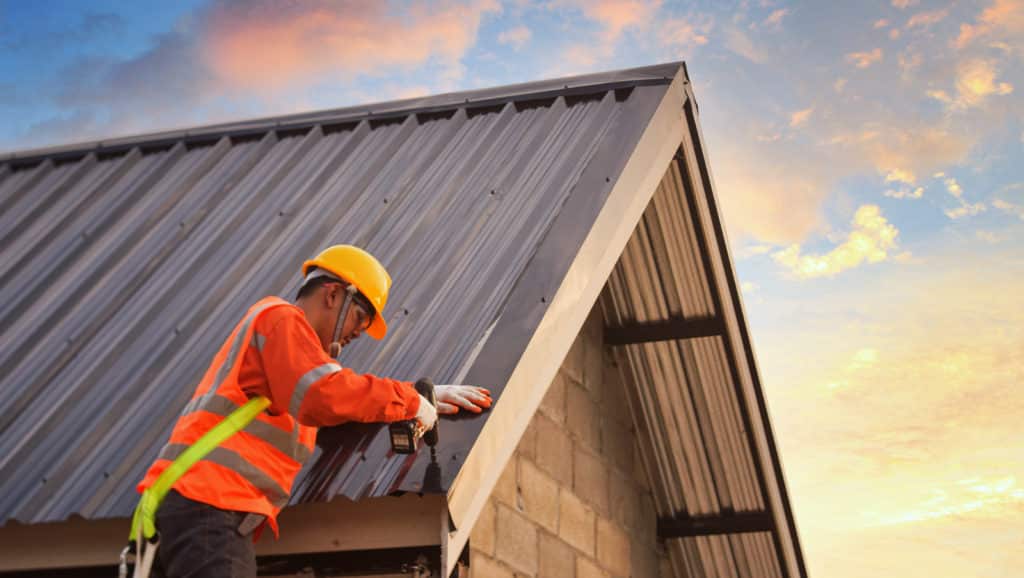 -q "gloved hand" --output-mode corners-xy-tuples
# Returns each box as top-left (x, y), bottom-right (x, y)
(415, 393), (438, 433)
(435, 385), (492, 414)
